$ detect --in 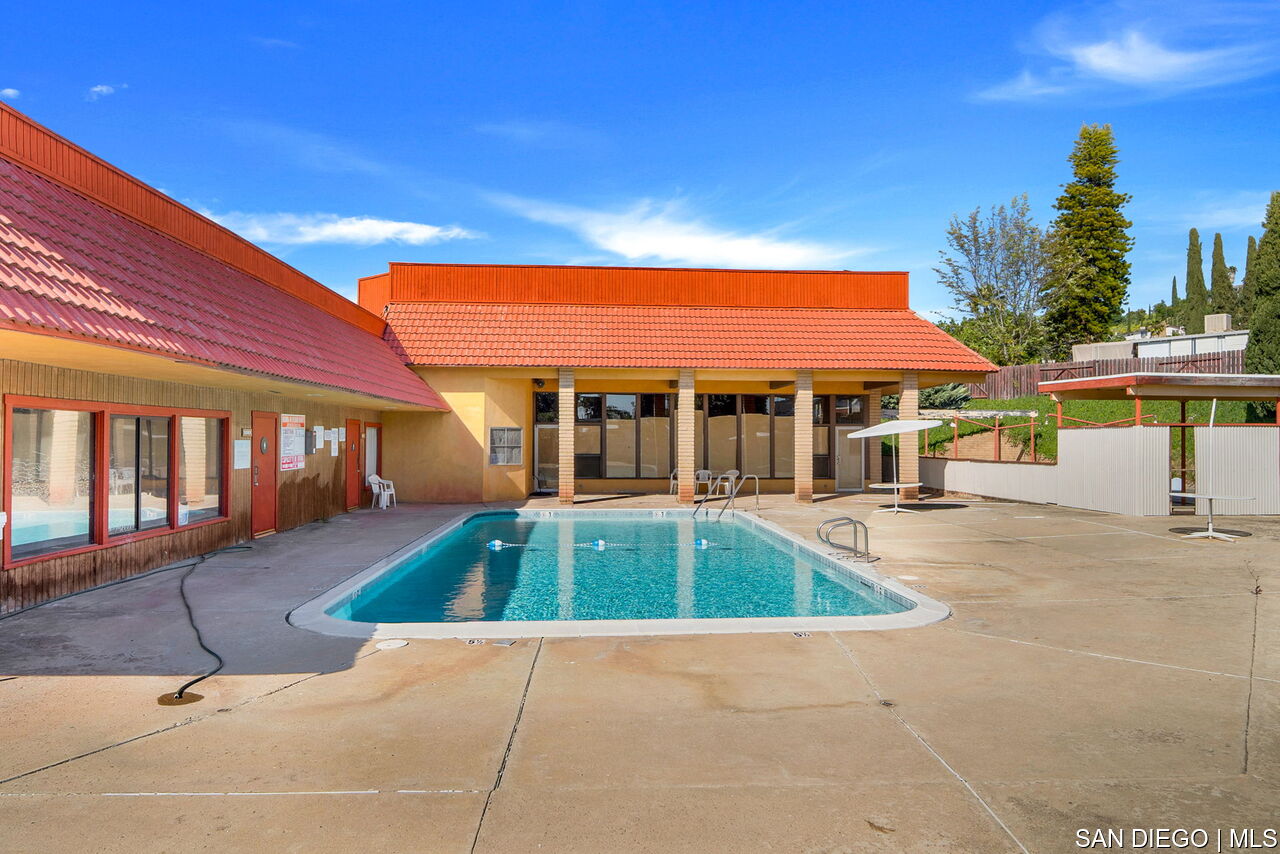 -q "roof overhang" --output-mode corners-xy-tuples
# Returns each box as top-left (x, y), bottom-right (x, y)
(1040, 372), (1280, 402)
(1, 326), (448, 412)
